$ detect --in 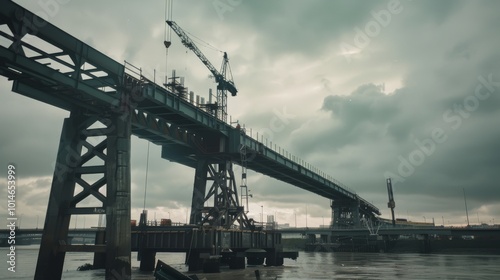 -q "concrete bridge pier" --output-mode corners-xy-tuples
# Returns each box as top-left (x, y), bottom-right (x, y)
(93, 230), (106, 269)
(320, 234), (329, 244)
(139, 250), (157, 271)
(186, 250), (204, 272)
